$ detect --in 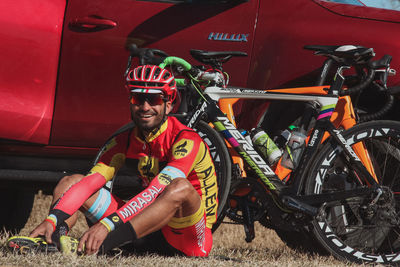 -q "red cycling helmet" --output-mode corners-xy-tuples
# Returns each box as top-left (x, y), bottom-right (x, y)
(125, 65), (177, 102)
